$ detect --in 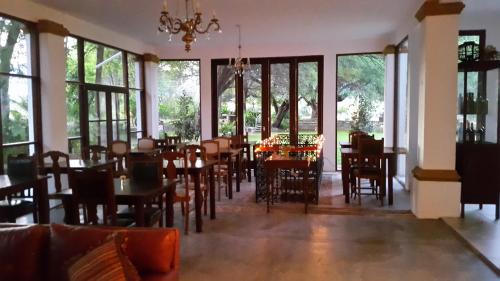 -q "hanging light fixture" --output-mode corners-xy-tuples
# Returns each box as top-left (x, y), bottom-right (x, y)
(158, 0), (222, 52)
(229, 24), (250, 77)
